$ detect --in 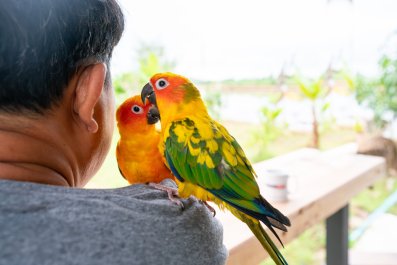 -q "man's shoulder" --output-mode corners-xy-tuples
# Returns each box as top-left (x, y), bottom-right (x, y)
(0, 178), (211, 221)
(0, 179), (228, 265)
